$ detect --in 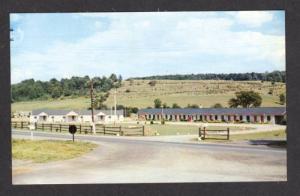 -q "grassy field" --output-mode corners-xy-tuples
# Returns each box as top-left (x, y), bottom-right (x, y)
(230, 130), (286, 141)
(105, 80), (286, 108)
(115, 122), (252, 136)
(12, 139), (97, 163)
(196, 130), (286, 142)
(12, 79), (286, 112)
